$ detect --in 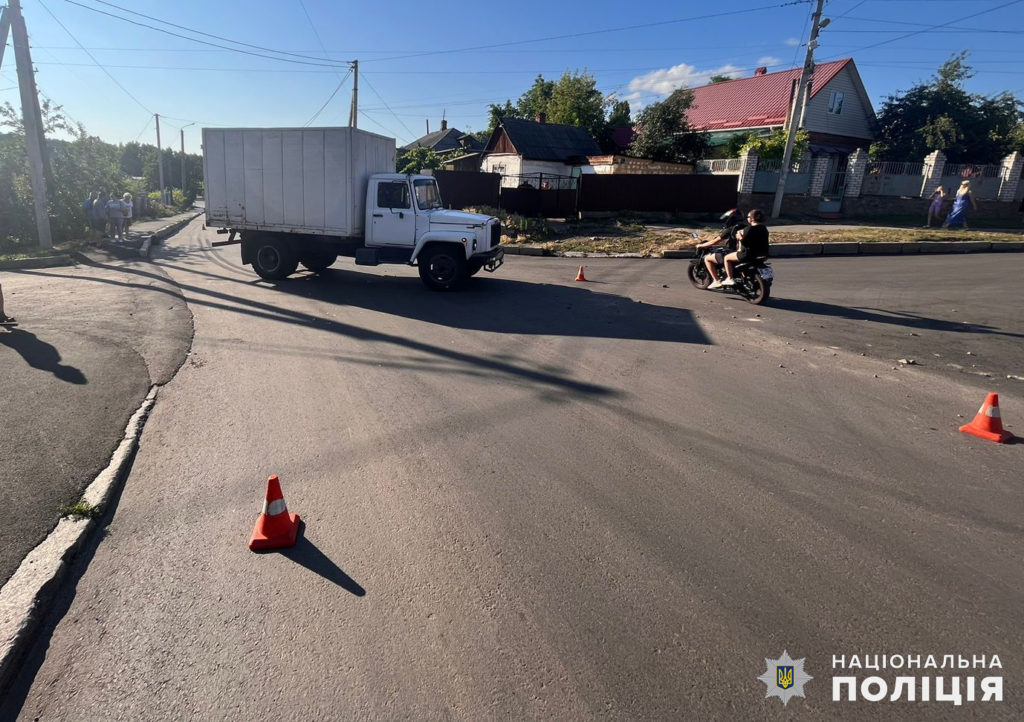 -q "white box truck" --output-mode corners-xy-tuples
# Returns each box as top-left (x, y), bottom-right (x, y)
(202, 127), (503, 290)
